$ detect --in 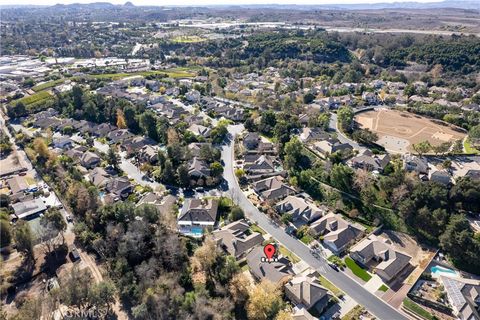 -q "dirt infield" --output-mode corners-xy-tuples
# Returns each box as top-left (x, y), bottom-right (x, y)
(355, 109), (466, 153)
